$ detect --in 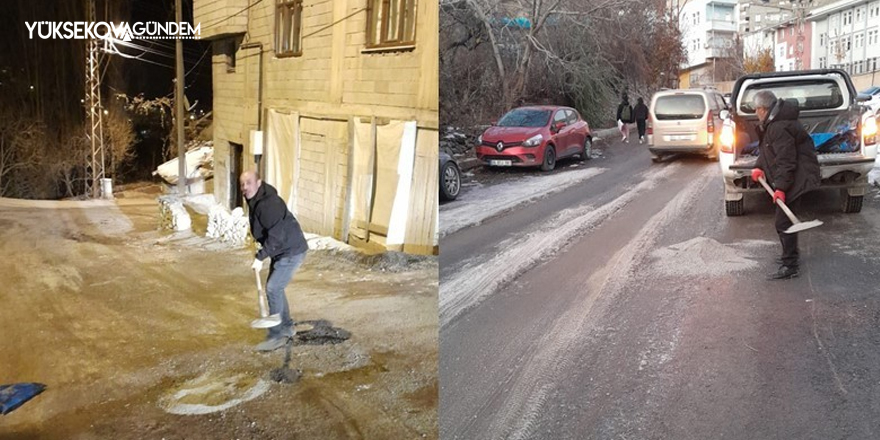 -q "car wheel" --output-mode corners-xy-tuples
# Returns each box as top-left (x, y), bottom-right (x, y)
(843, 194), (863, 213)
(579, 137), (592, 161)
(541, 146), (556, 171)
(725, 199), (744, 216)
(440, 161), (461, 201)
